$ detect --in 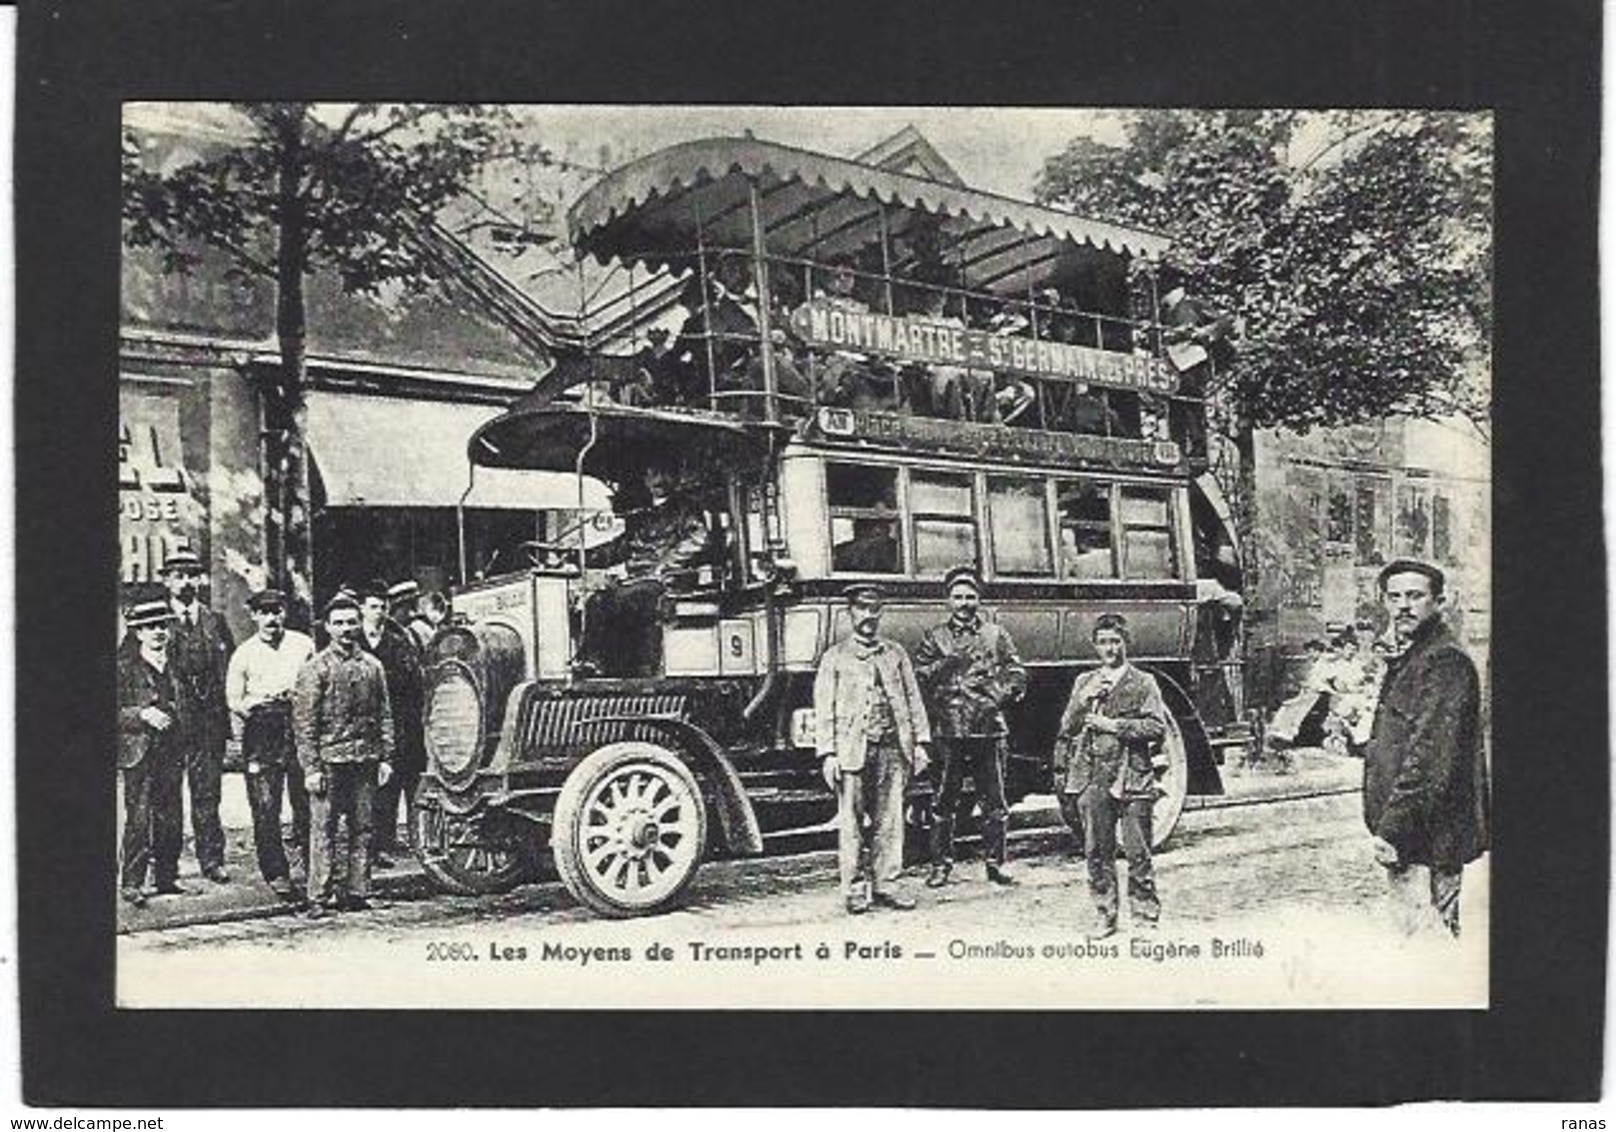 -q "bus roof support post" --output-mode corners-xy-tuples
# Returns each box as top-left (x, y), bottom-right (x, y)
(746, 176), (780, 426)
